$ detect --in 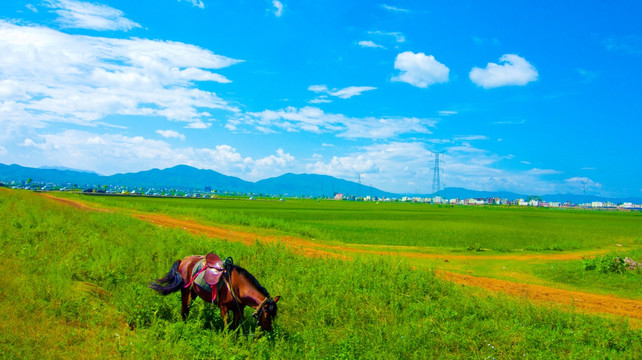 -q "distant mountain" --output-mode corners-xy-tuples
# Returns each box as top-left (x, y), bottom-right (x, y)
(106, 165), (254, 192)
(1, 163), (640, 204)
(254, 173), (396, 198)
(0, 163), (102, 186)
(0, 163), (390, 197)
